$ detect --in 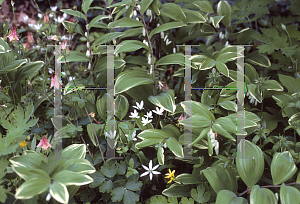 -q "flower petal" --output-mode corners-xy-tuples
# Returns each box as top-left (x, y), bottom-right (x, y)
(140, 171), (149, 177)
